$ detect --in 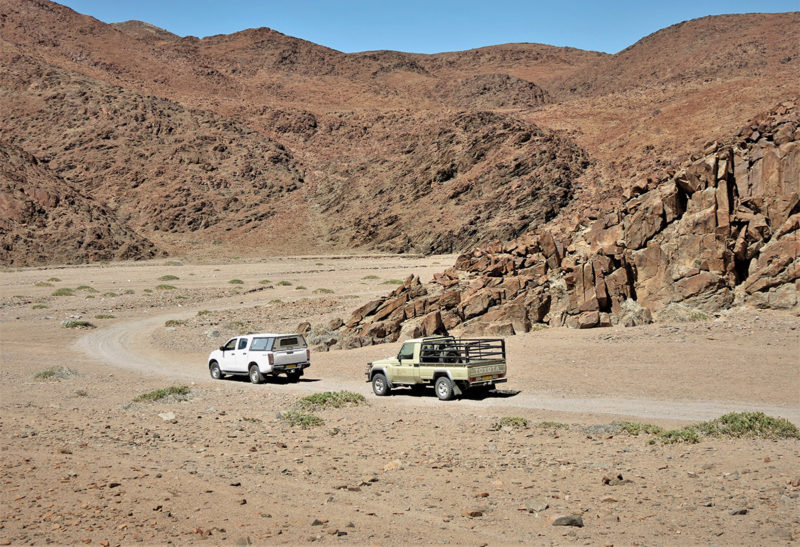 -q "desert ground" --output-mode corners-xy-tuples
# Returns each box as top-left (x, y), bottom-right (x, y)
(1, 254), (798, 545)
